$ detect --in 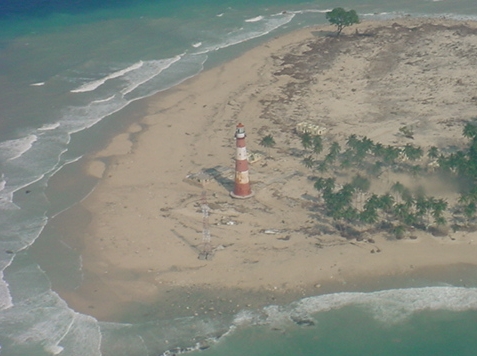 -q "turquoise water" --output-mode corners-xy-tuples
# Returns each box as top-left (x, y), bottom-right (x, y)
(202, 304), (477, 356)
(1, 0), (477, 355)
